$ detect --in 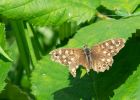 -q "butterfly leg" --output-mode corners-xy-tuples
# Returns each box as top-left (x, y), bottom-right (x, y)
(86, 68), (90, 73)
